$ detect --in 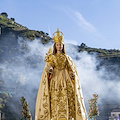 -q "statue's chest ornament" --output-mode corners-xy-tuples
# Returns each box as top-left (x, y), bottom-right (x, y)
(54, 54), (66, 70)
